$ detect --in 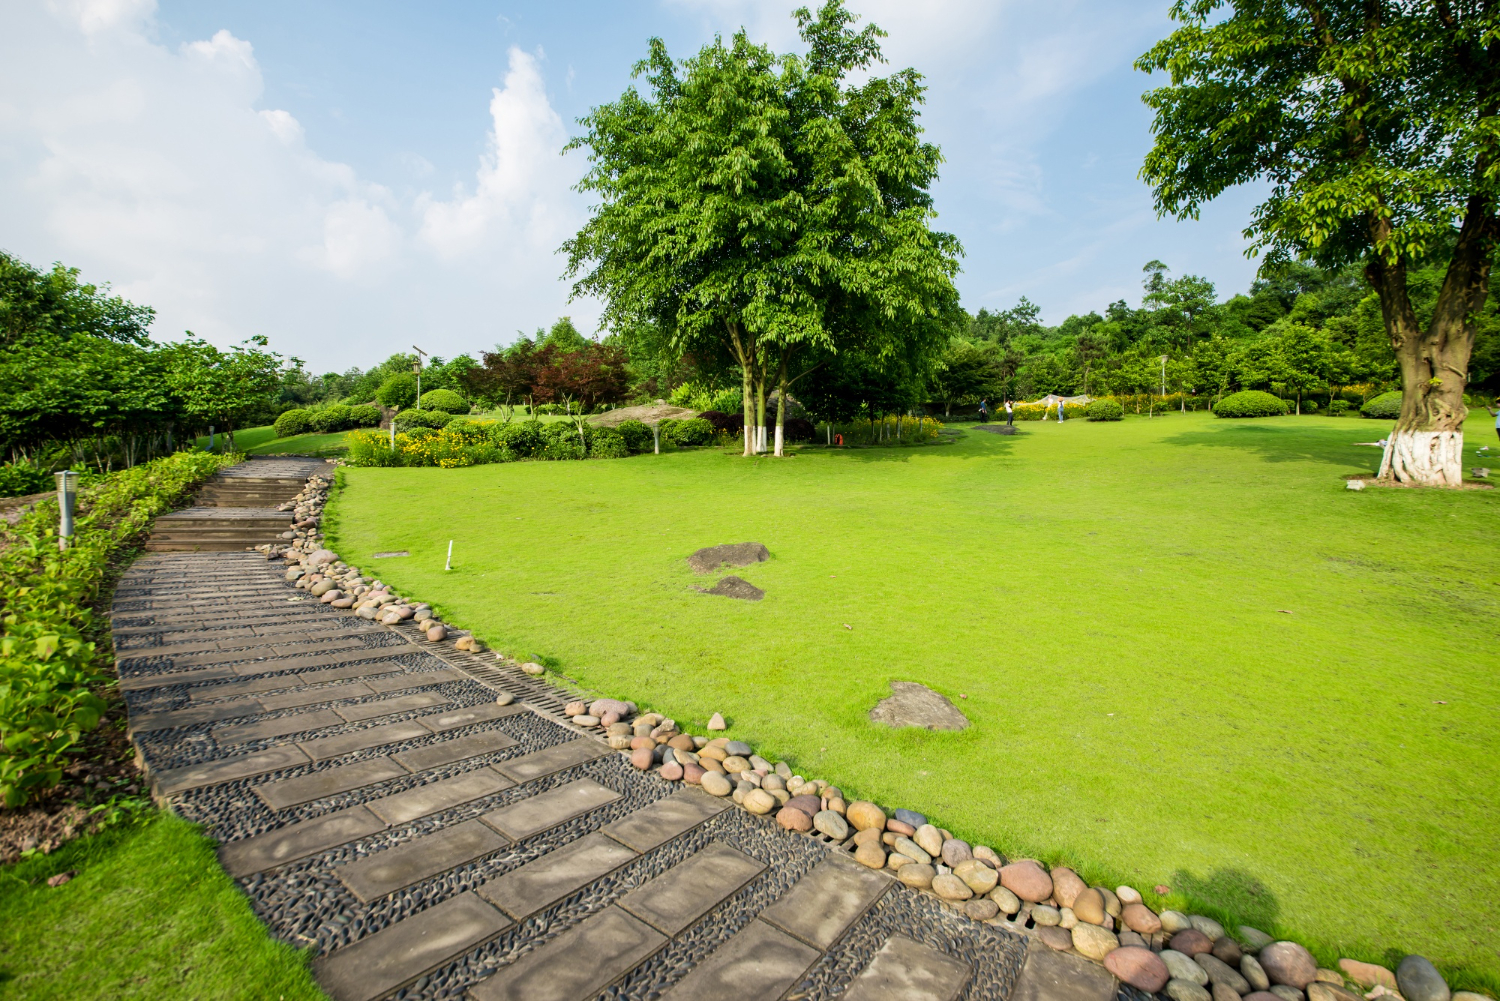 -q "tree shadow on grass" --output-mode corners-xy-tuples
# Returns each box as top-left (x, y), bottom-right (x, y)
(1163, 422), (1381, 469)
(1169, 866), (1281, 934)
